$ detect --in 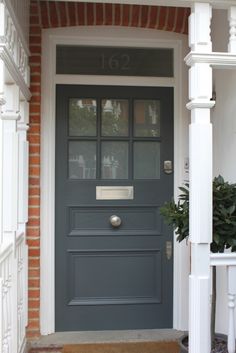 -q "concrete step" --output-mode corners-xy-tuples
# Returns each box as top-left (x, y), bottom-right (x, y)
(28, 330), (183, 353)
(29, 329), (183, 347)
